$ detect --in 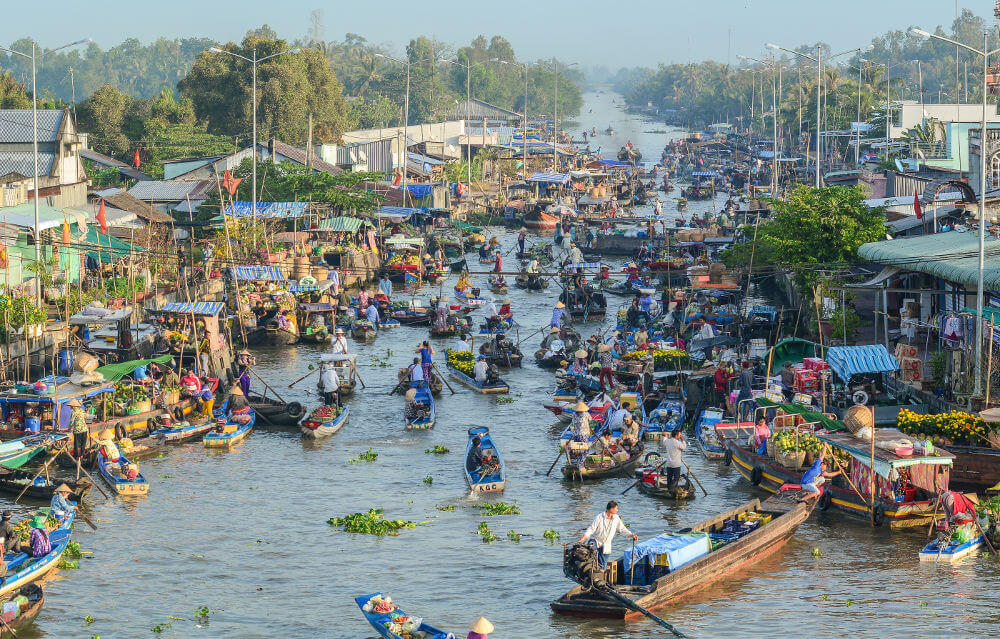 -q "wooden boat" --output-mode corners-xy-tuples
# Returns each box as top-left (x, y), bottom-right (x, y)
(0, 511), (75, 599)
(465, 426), (506, 492)
(395, 368), (442, 397)
(449, 256), (467, 272)
(355, 593), (452, 639)
(426, 266), (449, 282)
(148, 413), (216, 444)
(693, 408), (726, 457)
(551, 491), (815, 618)
(351, 319), (377, 342)
(0, 434), (66, 470)
(919, 533), (985, 562)
(561, 291), (608, 320)
(389, 308), (433, 327)
(515, 274), (549, 290)
(297, 303), (336, 343)
(96, 450), (149, 496)
(262, 318), (299, 345)
(247, 393), (305, 427)
(478, 342), (523, 368)
(635, 465), (696, 500)
(561, 441), (645, 481)
(204, 410), (256, 448)
(524, 210), (560, 231)
(0, 467), (90, 502)
(488, 275), (508, 294)
(0, 584), (44, 637)
(720, 425), (952, 529)
(445, 352), (509, 394)
(404, 384), (436, 430)
(300, 404), (350, 438)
